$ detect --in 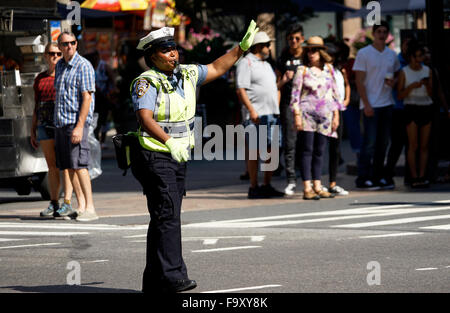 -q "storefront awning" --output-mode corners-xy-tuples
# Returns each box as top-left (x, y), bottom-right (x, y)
(57, 2), (126, 19)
